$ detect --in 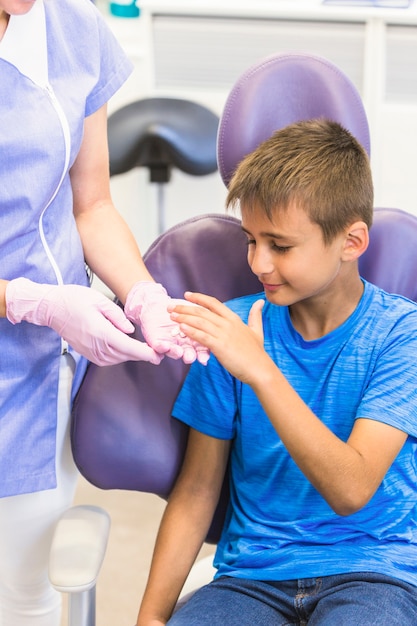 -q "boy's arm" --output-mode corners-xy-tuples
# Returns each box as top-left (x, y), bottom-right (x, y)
(137, 428), (230, 626)
(170, 293), (408, 517)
